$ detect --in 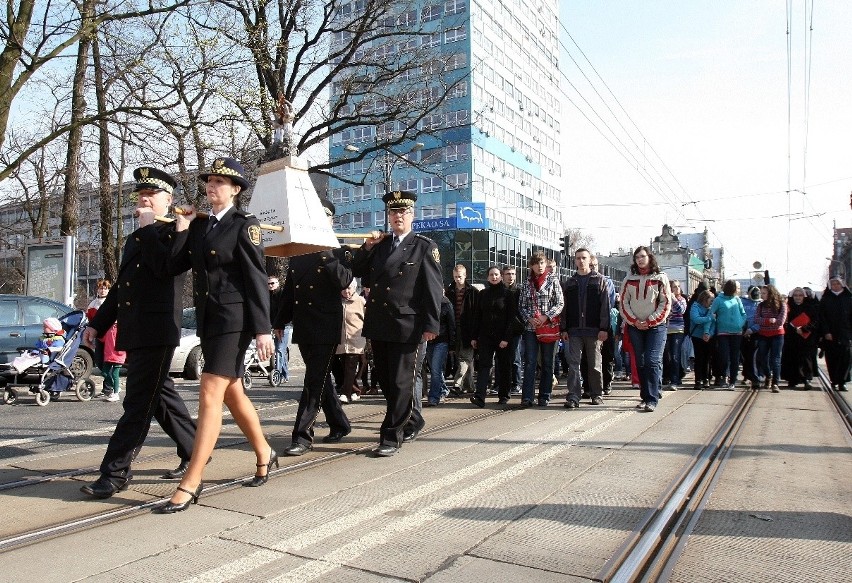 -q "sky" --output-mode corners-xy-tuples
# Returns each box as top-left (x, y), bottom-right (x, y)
(556, 1), (851, 293)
